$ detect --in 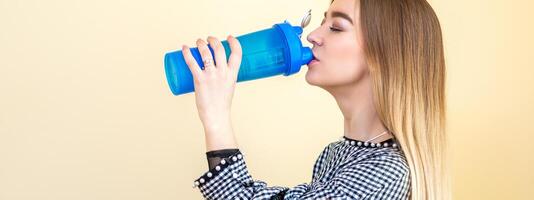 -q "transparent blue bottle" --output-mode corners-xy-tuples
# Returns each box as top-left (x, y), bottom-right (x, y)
(164, 20), (313, 96)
